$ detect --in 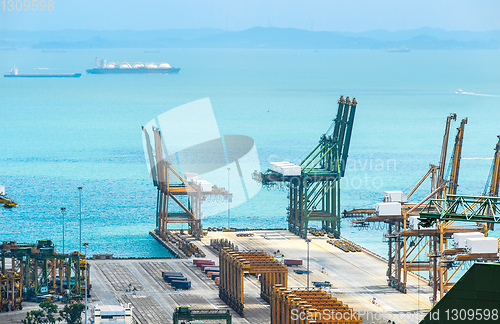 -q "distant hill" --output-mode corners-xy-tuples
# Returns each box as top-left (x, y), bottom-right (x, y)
(1, 27), (499, 50)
